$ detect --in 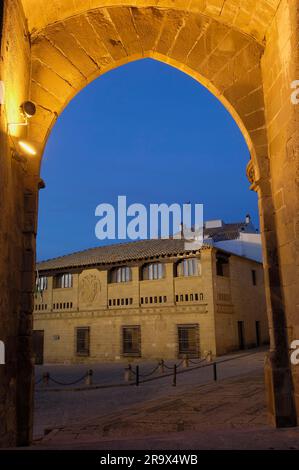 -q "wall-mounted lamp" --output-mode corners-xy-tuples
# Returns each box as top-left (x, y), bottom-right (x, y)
(18, 140), (37, 156)
(8, 101), (38, 156)
(21, 101), (36, 119)
(8, 100), (37, 131)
